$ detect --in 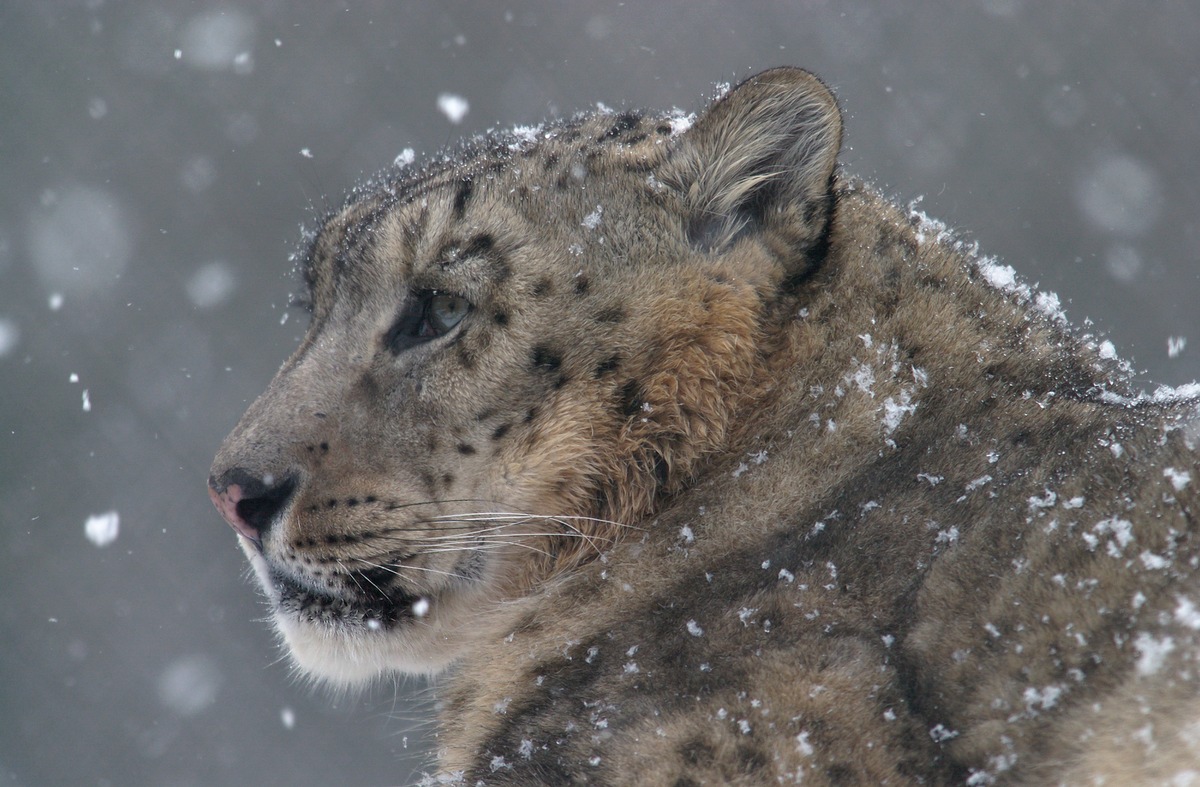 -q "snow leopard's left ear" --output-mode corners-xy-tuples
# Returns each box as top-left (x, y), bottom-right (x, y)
(665, 67), (842, 277)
